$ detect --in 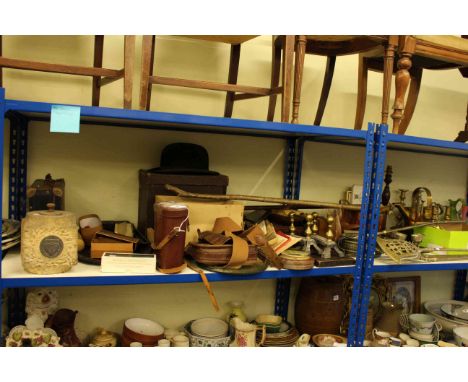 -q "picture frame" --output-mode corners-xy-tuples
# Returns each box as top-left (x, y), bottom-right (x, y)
(386, 276), (421, 314)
